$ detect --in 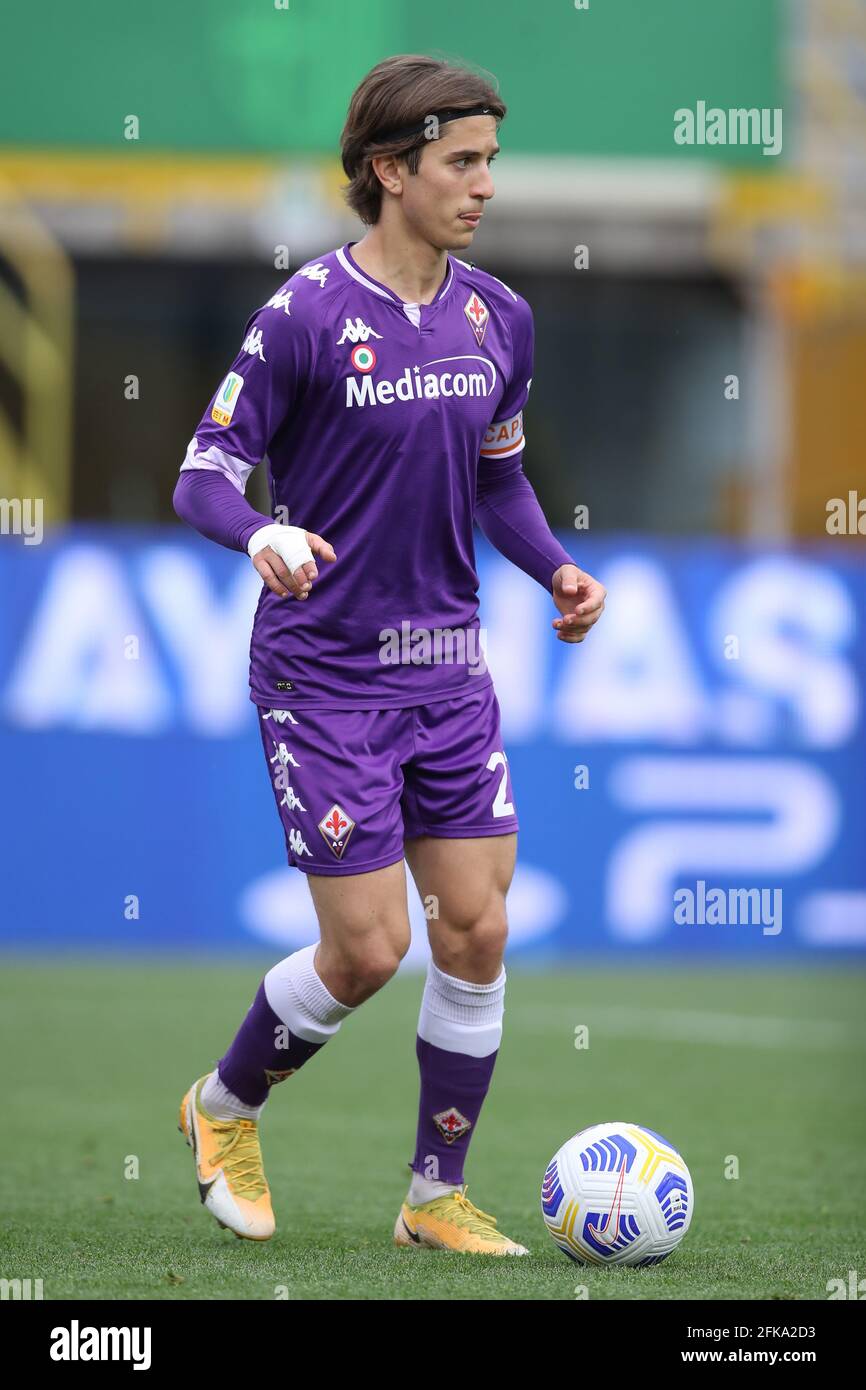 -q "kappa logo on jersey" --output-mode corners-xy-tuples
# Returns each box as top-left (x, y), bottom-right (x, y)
(433, 1106), (473, 1144)
(298, 262), (330, 287)
(211, 371), (244, 426)
(464, 291), (490, 346)
(345, 355), (496, 407)
(242, 327), (266, 362)
(337, 317), (383, 346)
(318, 803), (356, 859)
(265, 290), (294, 315)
